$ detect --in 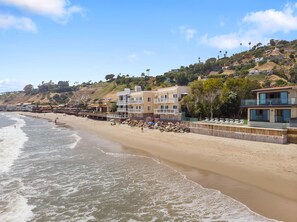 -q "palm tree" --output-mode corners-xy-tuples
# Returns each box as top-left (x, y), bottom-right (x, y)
(248, 42), (251, 50)
(198, 57), (201, 63)
(240, 43), (242, 53)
